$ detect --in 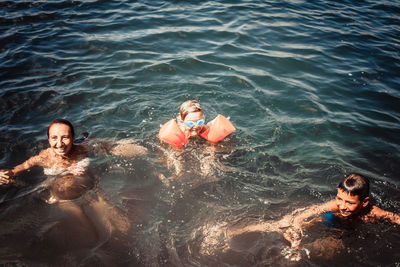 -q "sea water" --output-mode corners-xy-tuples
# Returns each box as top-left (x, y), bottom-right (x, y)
(1, 0), (399, 266)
